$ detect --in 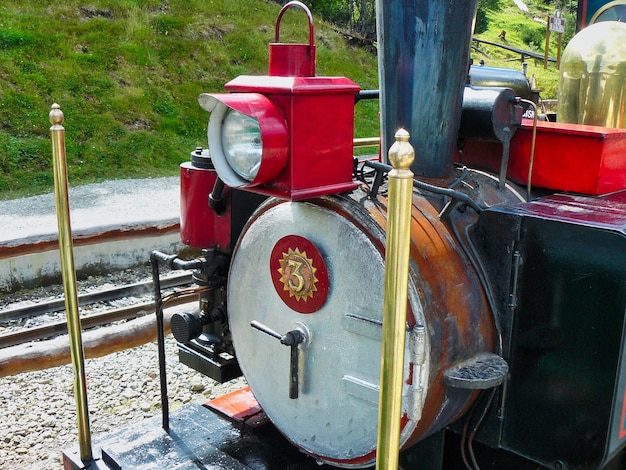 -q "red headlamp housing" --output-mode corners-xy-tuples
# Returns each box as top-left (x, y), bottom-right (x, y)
(199, 93), (289, 189)
(198, 2), (359, 201)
